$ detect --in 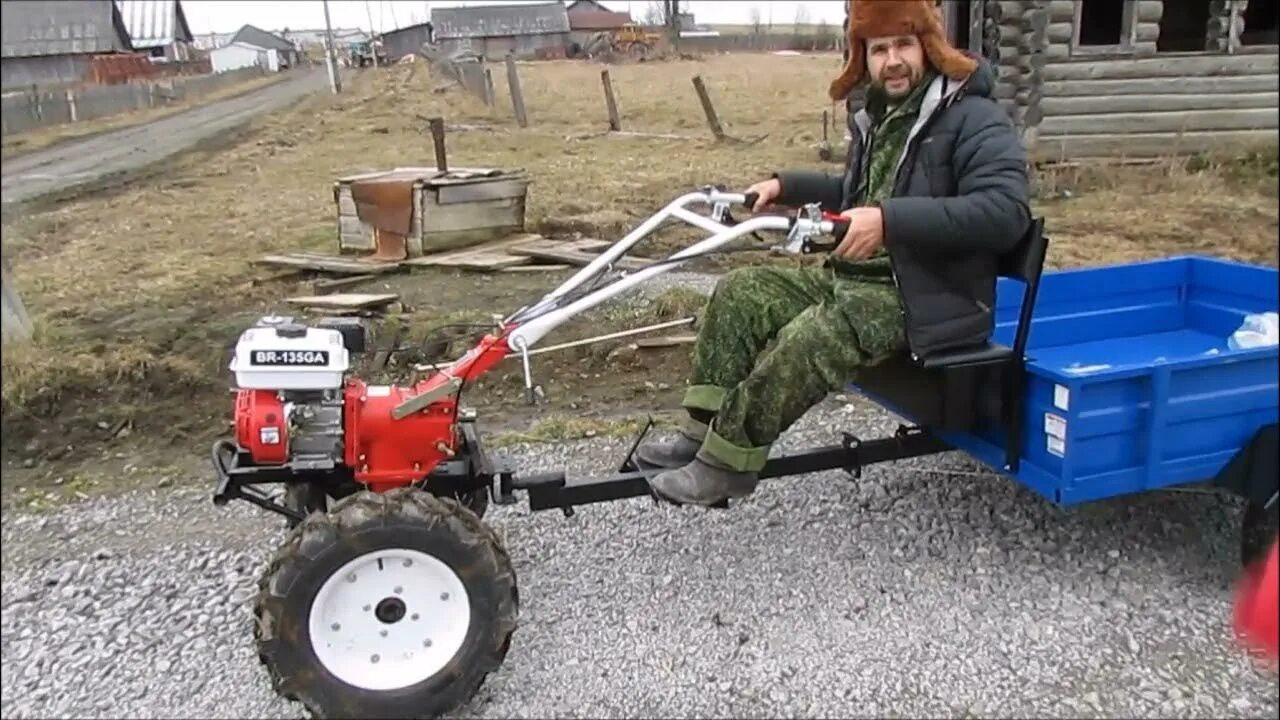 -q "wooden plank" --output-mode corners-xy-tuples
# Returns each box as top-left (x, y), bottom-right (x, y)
(505, 245), (655, 272)
(1042, 91), (1279, 115)
(256, 254), (402, 275)
(421, 196), (523, 234)
(500, 263), (573, 273)
(1044, 74), (1280, 97)
(1033, 129), (1279, 160)
(284, 293), (400, 310)
(403, 233), (545, 267)
(1040, 107), (1279, 135)
(1043, 53), (1280, 82)
(635, 334), (697, 349)
(313, 274), (378, 294)
(435, 178), (529, 205)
